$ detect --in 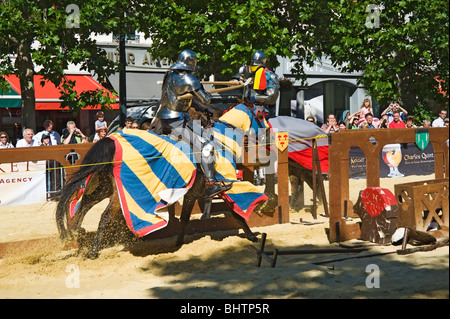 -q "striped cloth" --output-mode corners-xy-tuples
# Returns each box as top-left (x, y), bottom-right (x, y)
(111, 113), (267, 236)
(252, 66), (267, 90)
(70, 106), (269, 238)
(215, 104), (268, 218)
(110, 129), (197, 237)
